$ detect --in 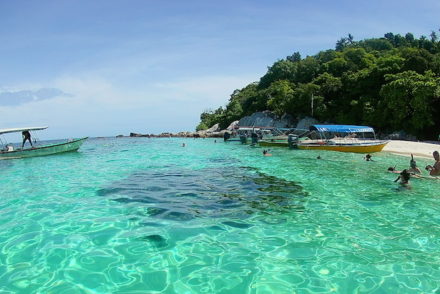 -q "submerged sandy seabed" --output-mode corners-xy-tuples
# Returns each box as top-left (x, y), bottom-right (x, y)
(383, 140), (440, 159)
